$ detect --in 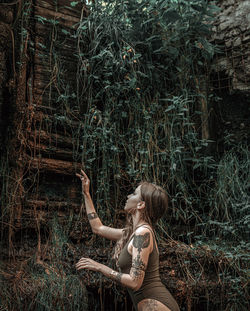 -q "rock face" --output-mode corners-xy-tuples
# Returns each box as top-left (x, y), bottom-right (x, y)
(212, 0), (250, 93)
(209, 0), (250, 151)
